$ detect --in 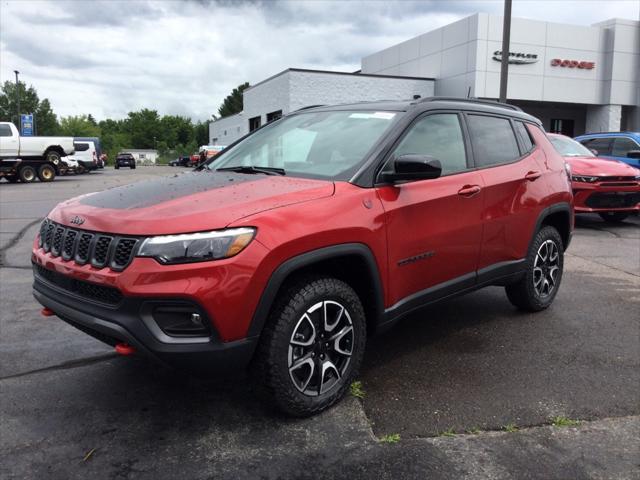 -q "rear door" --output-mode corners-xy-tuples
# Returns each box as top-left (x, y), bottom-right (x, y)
(465, 114), (549, 273)
(376, 111), (485, 307)
(610, 136), (640, 168)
